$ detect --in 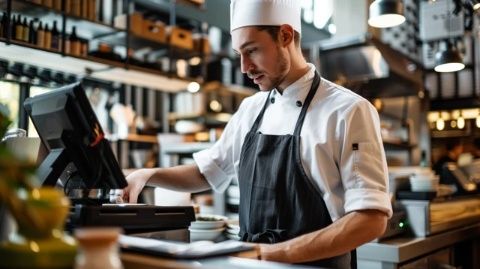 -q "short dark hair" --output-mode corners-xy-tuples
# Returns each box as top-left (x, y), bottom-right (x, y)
(255, 25), (300, 47)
